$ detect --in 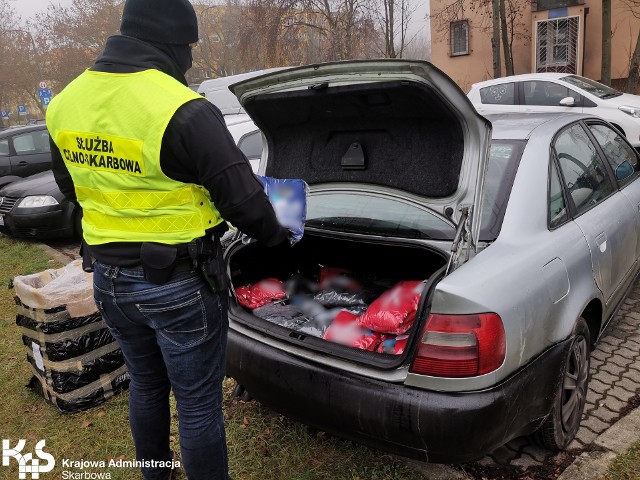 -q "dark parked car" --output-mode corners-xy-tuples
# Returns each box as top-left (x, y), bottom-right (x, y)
(0, 170), (80, 239)
(0, 114), (262, 240)
(0, 124), (52, 187)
